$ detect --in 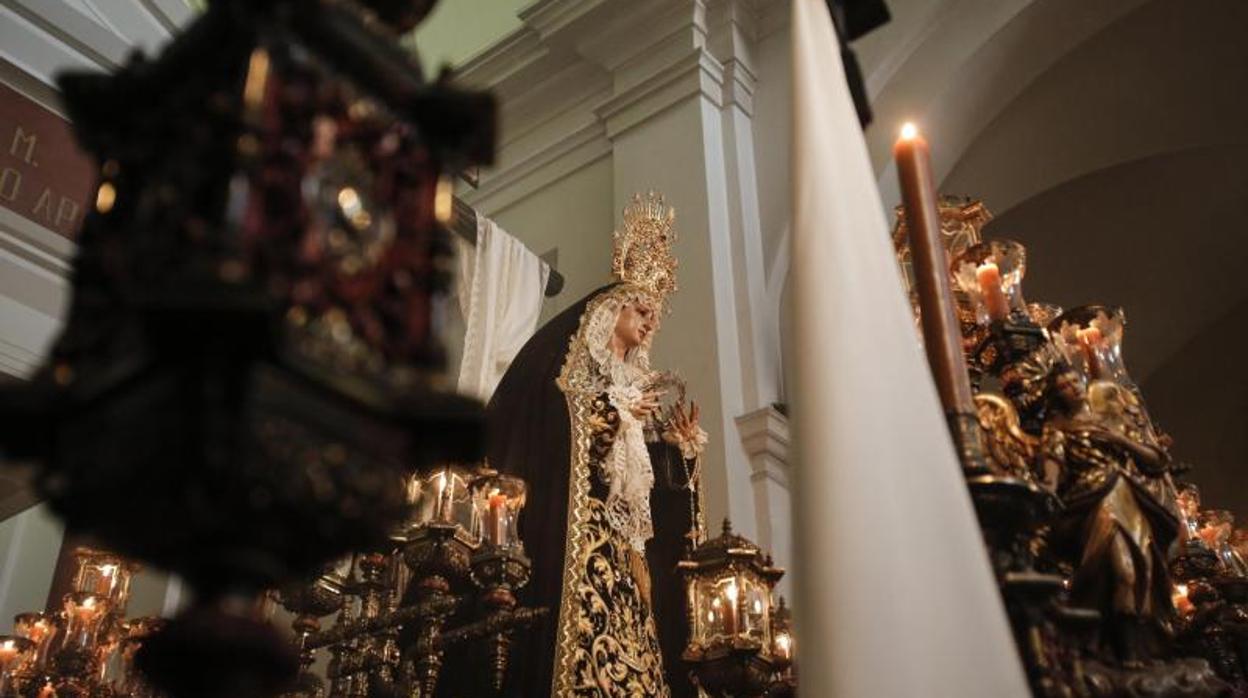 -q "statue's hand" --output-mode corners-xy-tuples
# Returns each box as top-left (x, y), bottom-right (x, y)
(630, 390), (664, 421)
(664, 400), (707, 460)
